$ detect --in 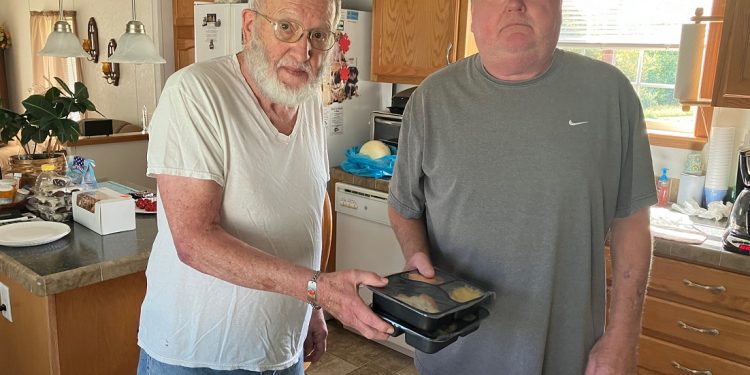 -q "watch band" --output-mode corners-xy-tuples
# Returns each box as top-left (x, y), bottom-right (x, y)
(306, 270), (322, 310)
